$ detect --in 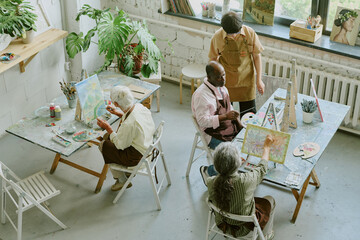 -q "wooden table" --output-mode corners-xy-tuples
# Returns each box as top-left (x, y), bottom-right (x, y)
(6, 72), (160, 193)
(234, 88), (350, 223)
